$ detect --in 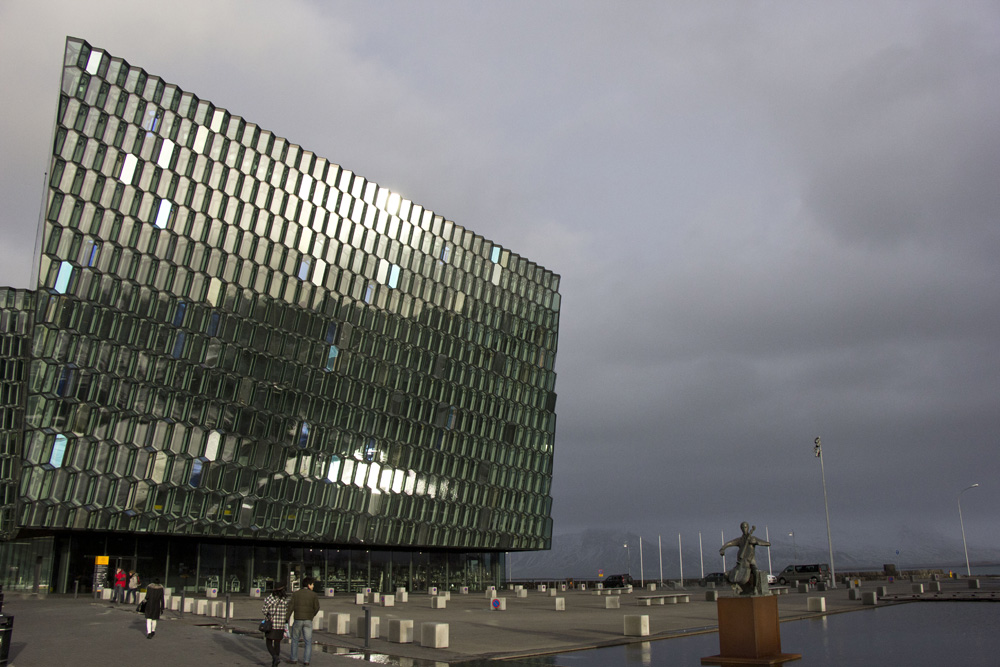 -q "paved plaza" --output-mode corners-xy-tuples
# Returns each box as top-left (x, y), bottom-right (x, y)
(1, 577), (996, 666)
